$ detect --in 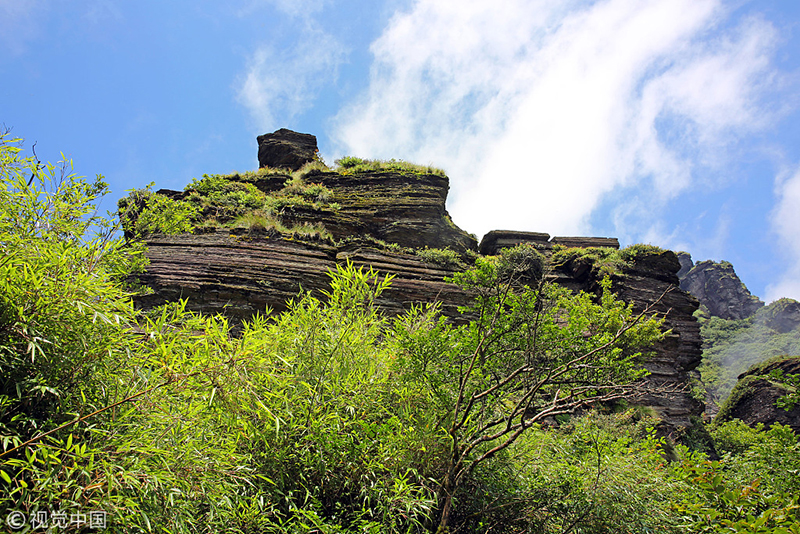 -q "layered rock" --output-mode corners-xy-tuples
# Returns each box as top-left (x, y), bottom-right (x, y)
(478, 230), (619, 256)
(717, 356), (800, 433)
(257, 128), (319, 171)
(548, 249), (704, 426)
(678, 255), (763, 320)
(282, 169), (477, 252)
(136, 230), (472, 320)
